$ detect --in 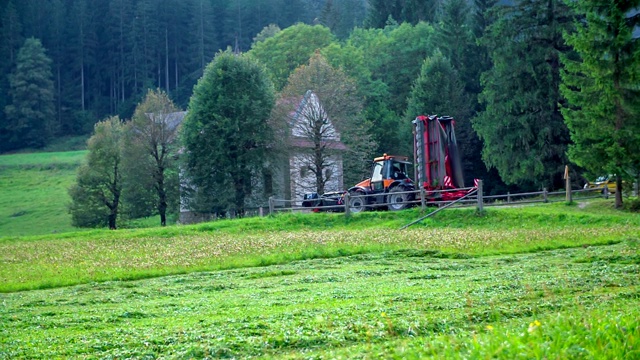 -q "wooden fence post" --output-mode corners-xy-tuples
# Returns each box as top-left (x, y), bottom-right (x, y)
(259, 207), (264, 217)
(543, 188), (548, 203)
(565, 165), (572, 203)
(603, 186), (609, 199)
(420, 187), (426, 211)
(634, 180), (638, 197)
(268, 196), (274, 215)
(477, 180), (483, 212)
(507, 192), (511, 204)
(344, 192), (350, 218)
